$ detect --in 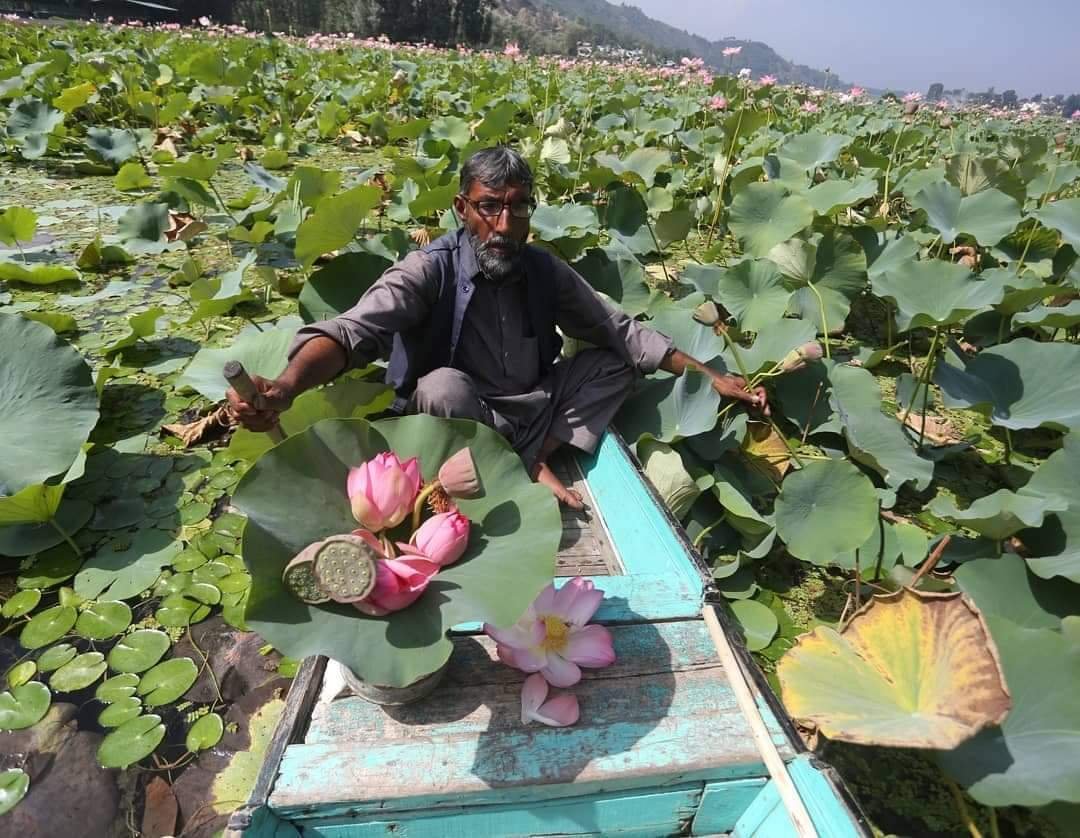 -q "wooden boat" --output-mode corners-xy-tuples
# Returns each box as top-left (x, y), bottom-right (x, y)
(228, 430), (869, 837)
